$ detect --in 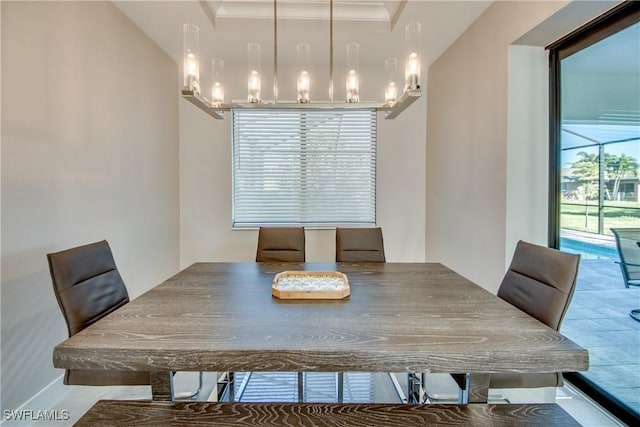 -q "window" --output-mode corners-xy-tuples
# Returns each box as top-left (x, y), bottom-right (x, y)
(549, 2), (640, 424)
(232, 109), (377, 227)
